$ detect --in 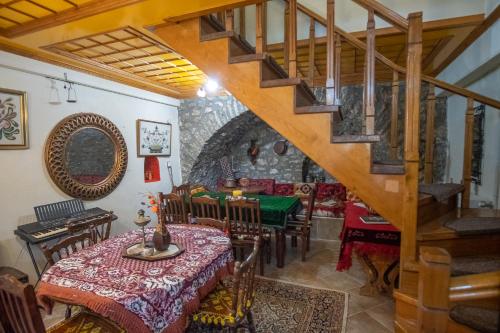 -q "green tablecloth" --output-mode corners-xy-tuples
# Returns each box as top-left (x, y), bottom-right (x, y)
(192, 192), (302, 228)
